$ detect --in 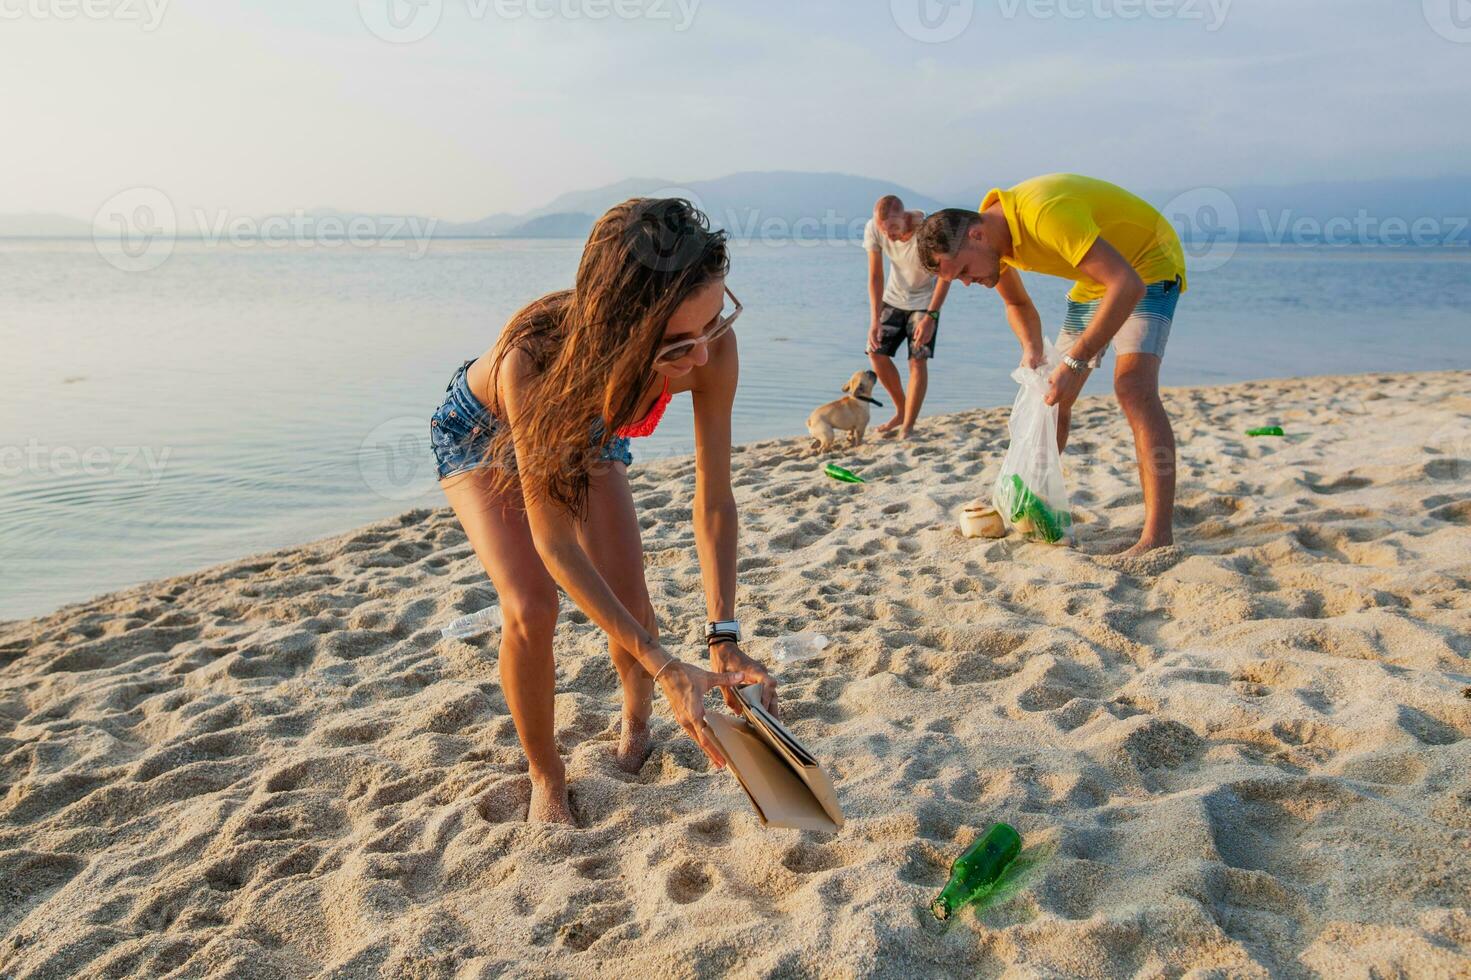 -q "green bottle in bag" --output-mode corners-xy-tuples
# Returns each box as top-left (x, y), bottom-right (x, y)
(999, 475), (1069, 543)
(930, 822), (1023, 921)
